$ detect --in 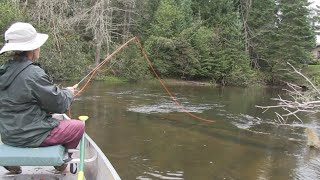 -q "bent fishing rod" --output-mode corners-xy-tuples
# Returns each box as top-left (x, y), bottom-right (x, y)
(77, 37), (136, 85)
(74, 36), (216, 123)
(74, 37), (136, 96)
